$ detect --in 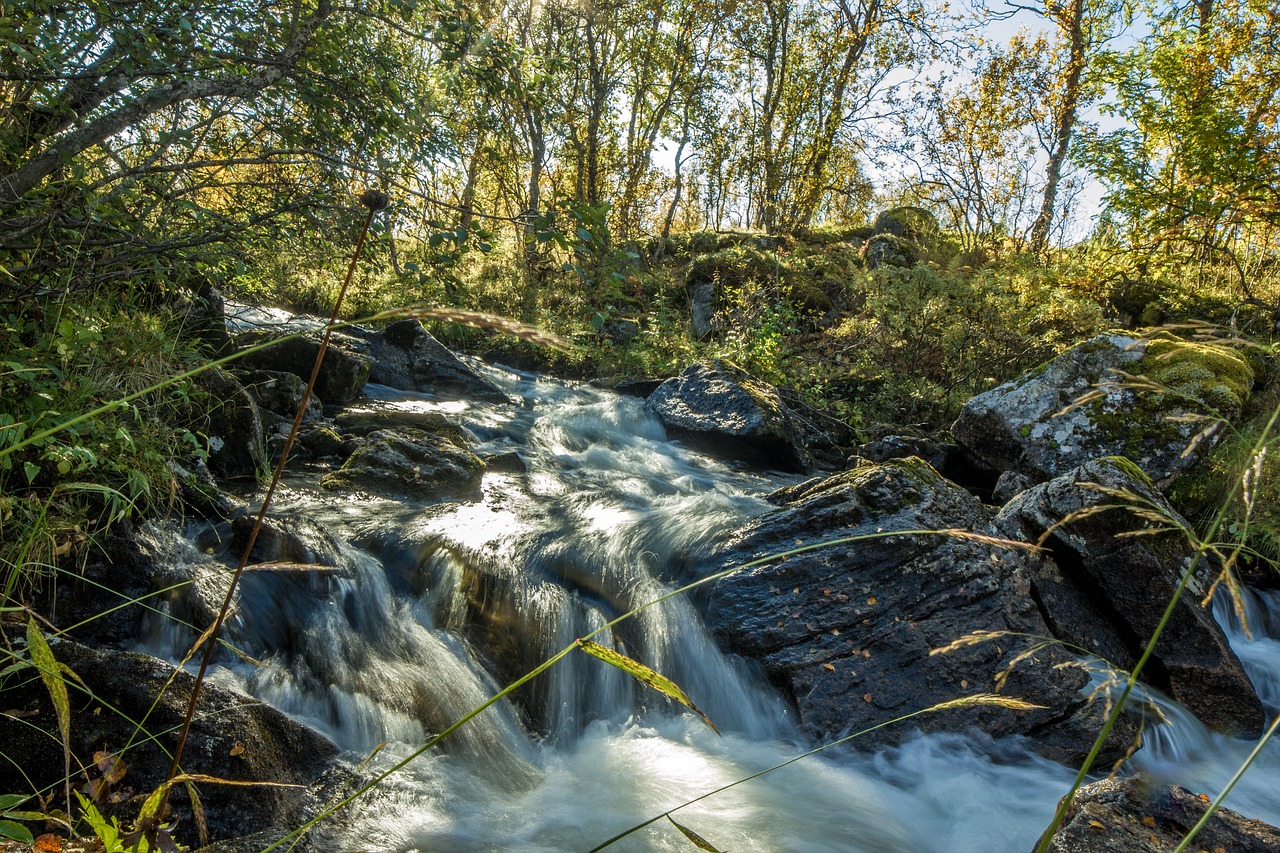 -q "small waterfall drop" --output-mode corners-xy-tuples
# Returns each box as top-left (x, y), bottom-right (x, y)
(140, 365), (1280, 851)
